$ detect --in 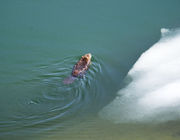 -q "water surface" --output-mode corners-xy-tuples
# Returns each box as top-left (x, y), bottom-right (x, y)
(0, 0), (180, 140)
